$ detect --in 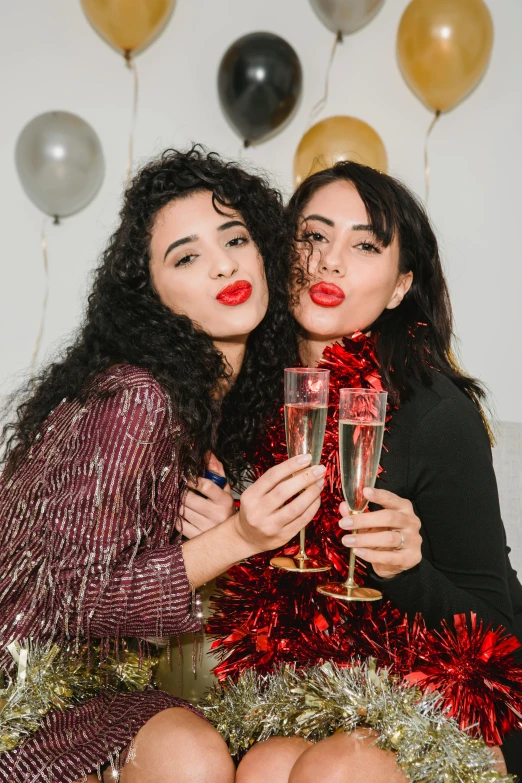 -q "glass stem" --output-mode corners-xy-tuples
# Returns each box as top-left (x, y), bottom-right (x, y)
(344, 510), (361, 589)
(345, 541), (357, 588)
(299, 528), (308, 561)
